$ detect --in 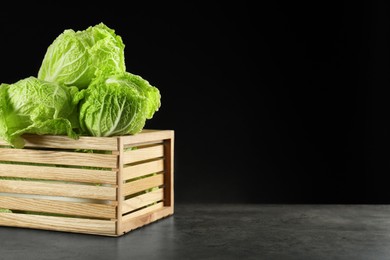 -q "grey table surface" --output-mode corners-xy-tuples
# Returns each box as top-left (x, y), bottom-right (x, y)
(1, 203), (390, 260)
